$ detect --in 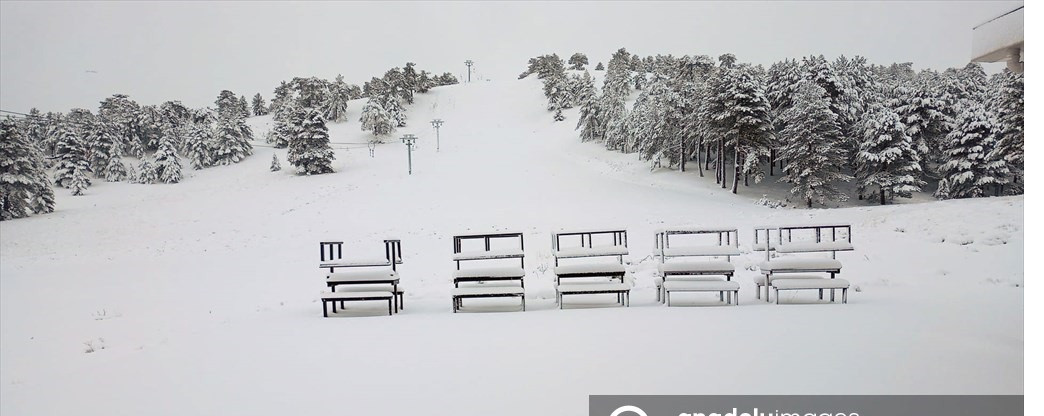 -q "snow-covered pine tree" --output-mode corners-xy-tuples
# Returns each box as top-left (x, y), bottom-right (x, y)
(252, 93), (269, 116)
(568, 53), (589, 71)
(893, 76), (949, 164)
(708, 62), (774, 193)
(267, 104), (295, 148)
(270, 153), (282, 172)
(595, 62), (605, 71)
(576, 90), (605, 142)
(323, 74), (351, 122)
(270, 81), (293, 115)
(137, 158), (157, 184)
(417, 71), (434, 93)
(777, 80), (851, 207)
(103, 138), (128, 182)
(183, 121), (214, 169)
(603, 48), (633, 99)
(855, 104), (924, 205)
(602, 98), (629, 151)
(765, 59), (803, 175)
(211, 115), (252, 165)
(0, 119), (55, 220)
(154, 135), (182, 184)
(238, 95), (250, 119)
(52, 126), (91, 189)
(385, 96), (407, 128)
(360, 97), (394, 137)
(935, 101), (1008, 199)
(214, 90), (240, 118)
(287, 109), (335, 175)
(988, 69), (1023, 193)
